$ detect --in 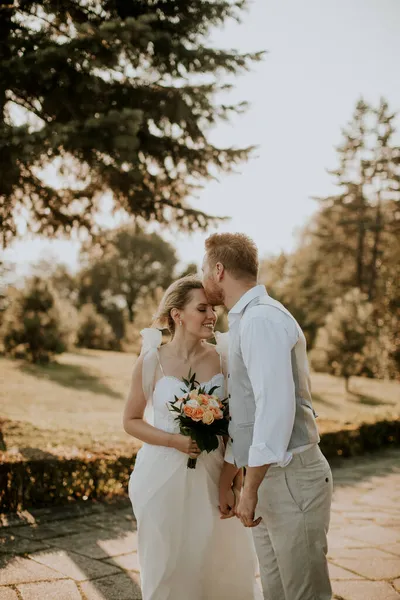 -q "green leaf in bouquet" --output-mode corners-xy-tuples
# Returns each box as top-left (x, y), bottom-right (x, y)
(208, 385), (220, 396)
